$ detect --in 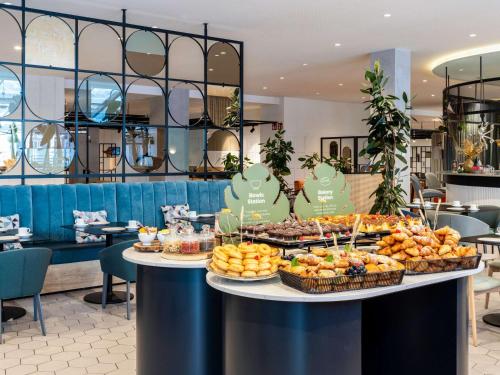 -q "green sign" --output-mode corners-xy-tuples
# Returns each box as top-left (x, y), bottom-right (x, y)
(294, 163), (354, 220)
(223, 163), (290, 228)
